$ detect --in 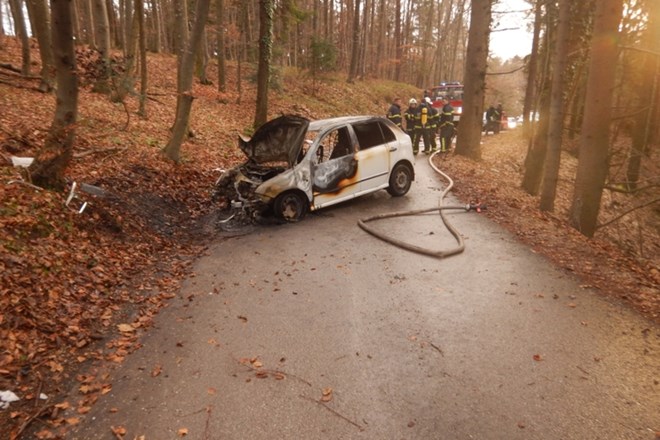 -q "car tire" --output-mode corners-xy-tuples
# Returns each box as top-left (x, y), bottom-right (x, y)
(387, 163), (413, 197)
(273, 191), (307, 222)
